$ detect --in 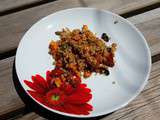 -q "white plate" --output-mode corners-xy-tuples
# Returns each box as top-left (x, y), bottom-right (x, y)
(15, 8), (151, 118)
